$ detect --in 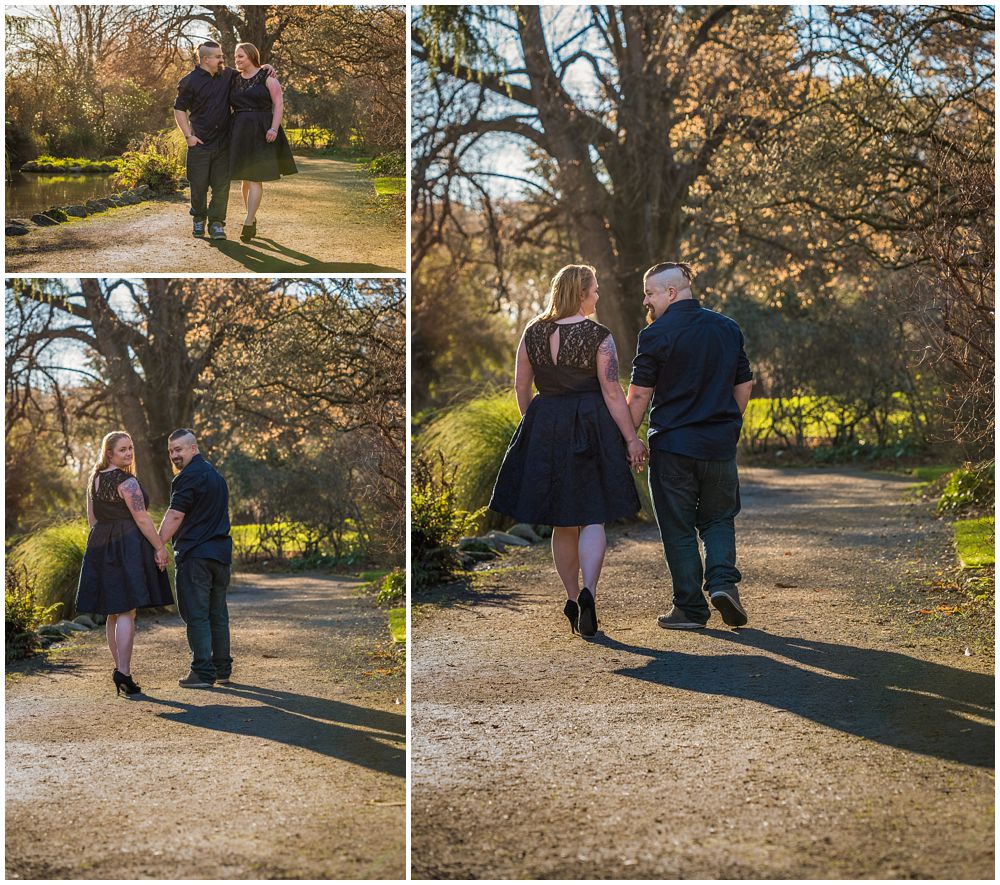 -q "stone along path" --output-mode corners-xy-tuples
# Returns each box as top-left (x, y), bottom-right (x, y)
(411, 468), (994, 879)
(4, 157), (404, 273)
(6, 573), (405, 880)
